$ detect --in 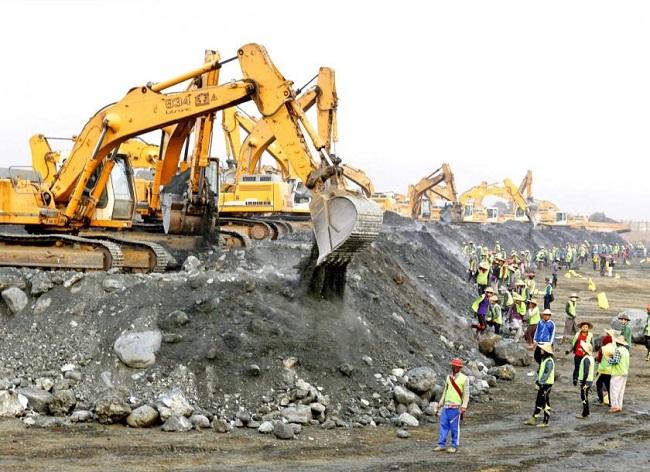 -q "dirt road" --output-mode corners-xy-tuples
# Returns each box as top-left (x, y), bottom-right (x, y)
(1, 264), (648, 472)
